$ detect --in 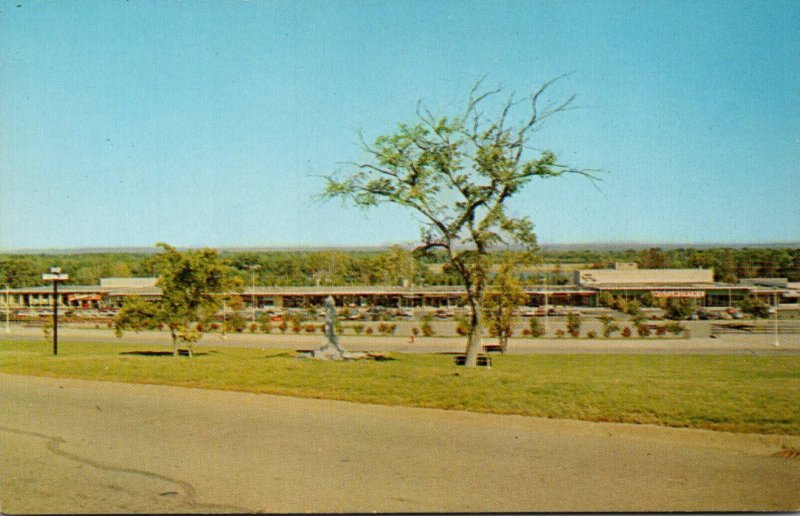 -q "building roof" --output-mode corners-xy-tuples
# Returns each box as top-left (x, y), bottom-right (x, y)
(576, 268), (714, 286)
